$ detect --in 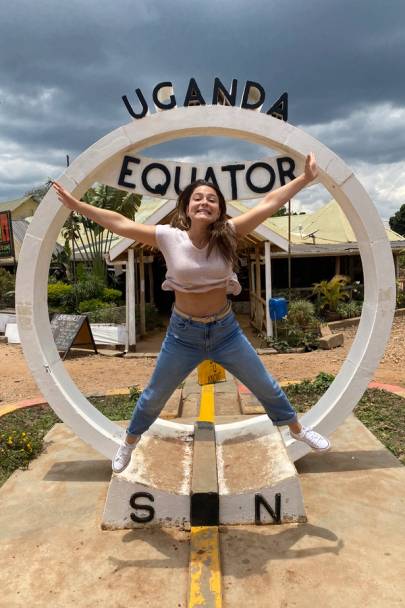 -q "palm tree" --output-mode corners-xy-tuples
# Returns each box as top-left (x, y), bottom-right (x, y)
(62, 185), (142, 277)
(312, 275), (350, 314)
